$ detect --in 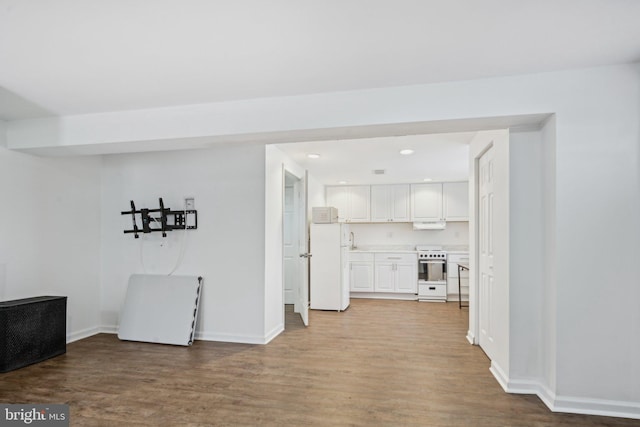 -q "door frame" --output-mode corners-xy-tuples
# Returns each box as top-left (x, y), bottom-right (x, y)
(281, 166), (309, 326)
(468, 129), (510, 352)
